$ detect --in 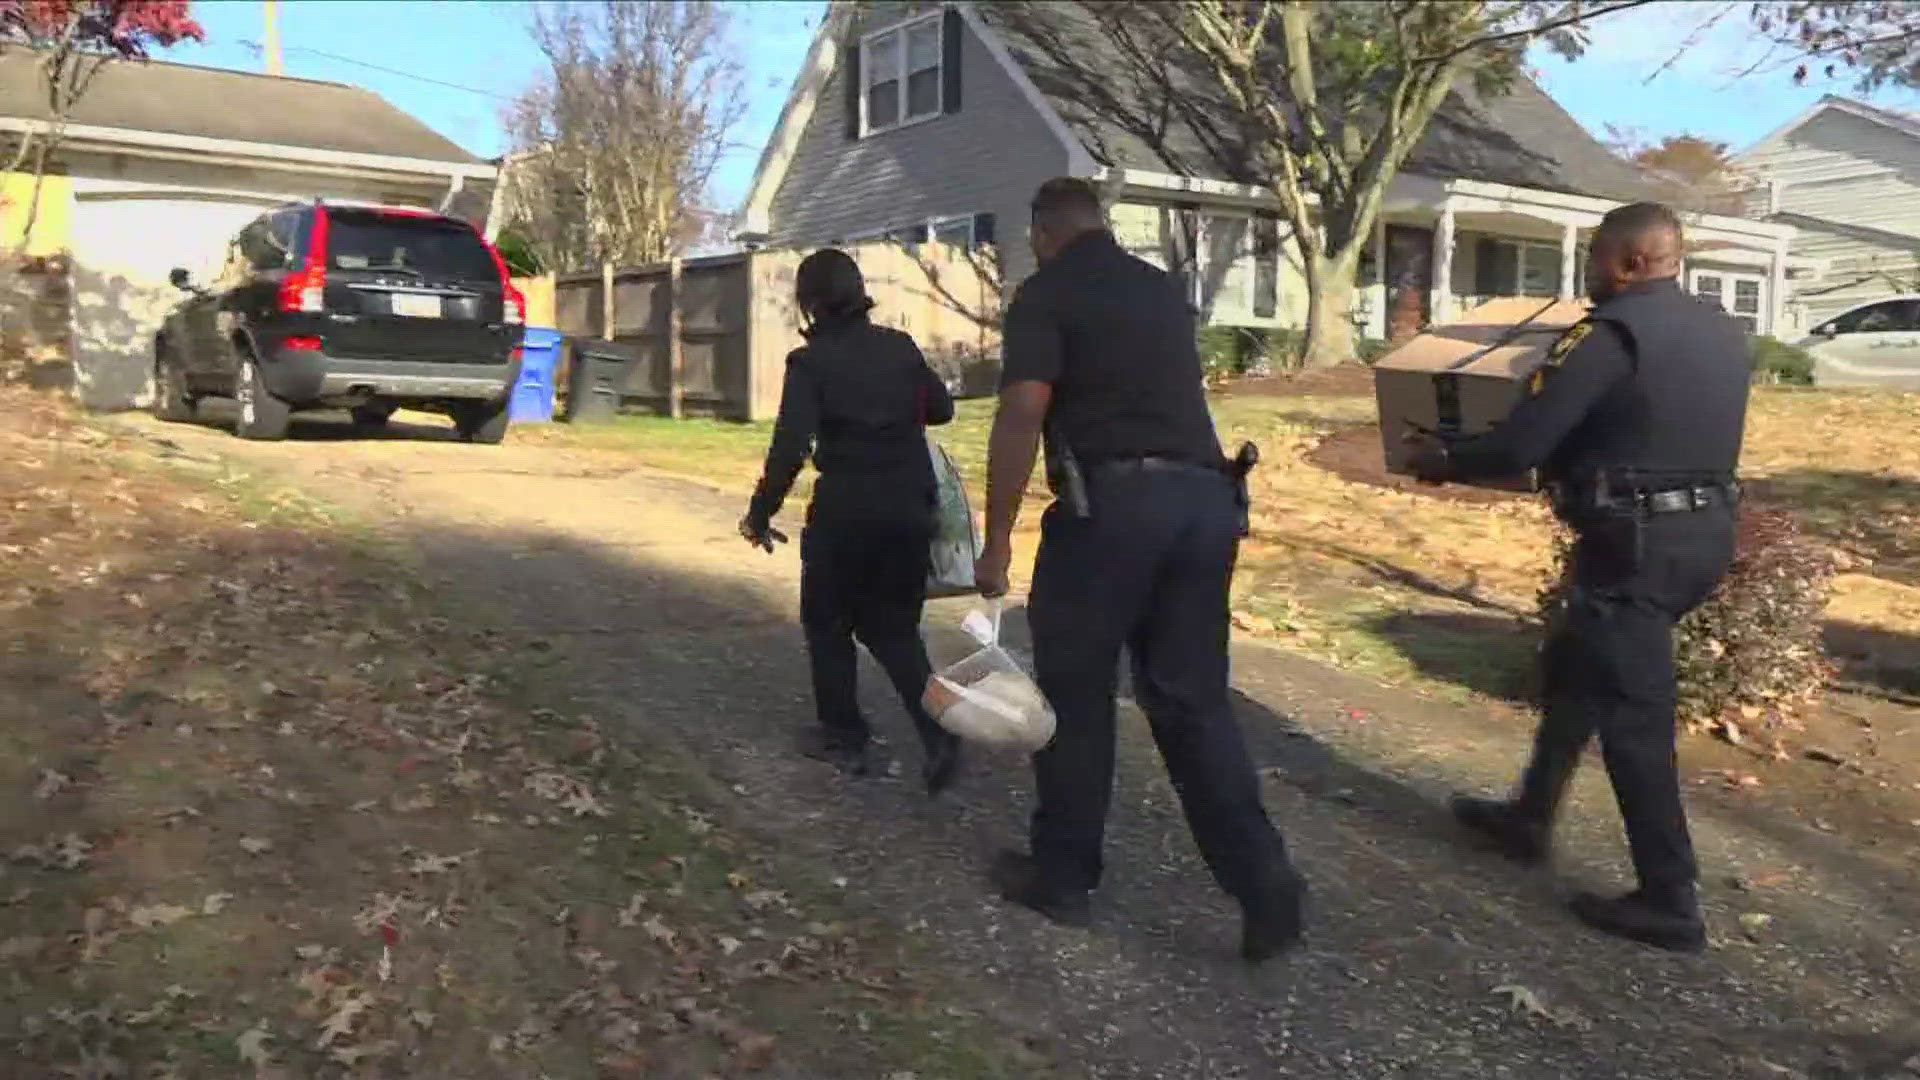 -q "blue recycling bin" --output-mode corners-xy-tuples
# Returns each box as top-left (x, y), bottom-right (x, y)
(510, 328), (563, 423)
